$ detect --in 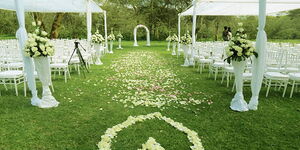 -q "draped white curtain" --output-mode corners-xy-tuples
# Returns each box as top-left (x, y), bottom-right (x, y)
(249, 0), (267, 110)
(15, 0), (39, 101)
